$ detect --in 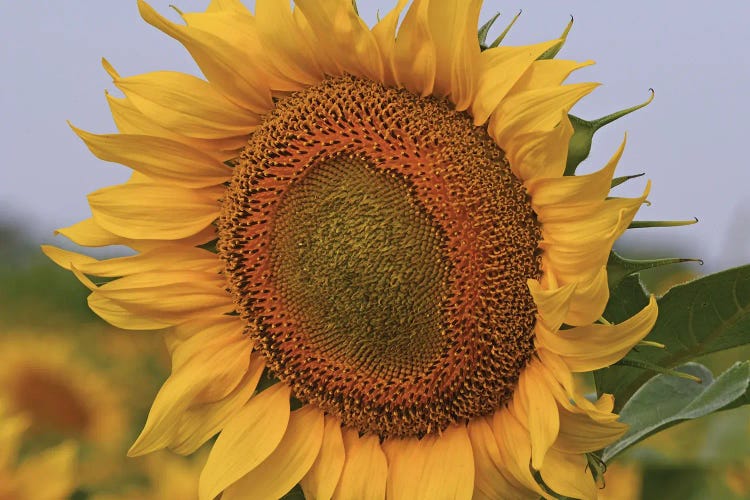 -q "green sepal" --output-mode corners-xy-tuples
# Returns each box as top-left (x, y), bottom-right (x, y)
(595, 264), (750, 411)
(537, 16), (573, 60)
(607, 250), (702, 290)
(611, 172), (644, 189)
(565, 89), (655, 175)
(198, 238), (218, 254)
(532, 471), (571, 500)
(478, 12), (501, 50)
(280, 484), (306, 499)
(585, 453), (607, 488)
(602, 361), (750, 462)
(487, 11), (522, 49)
(628, 217), (698, 229)
(614, 358), (703, 384)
